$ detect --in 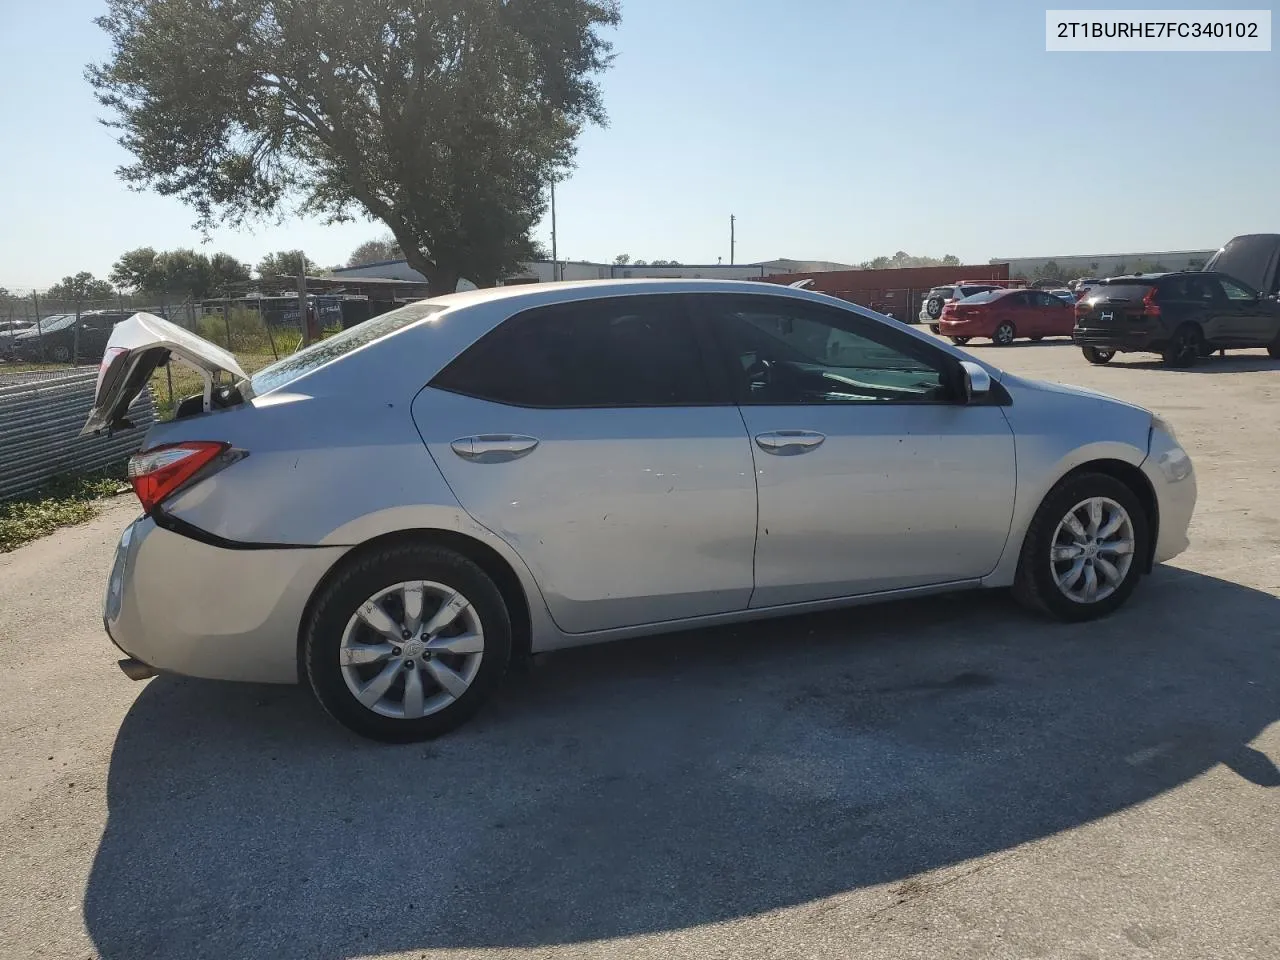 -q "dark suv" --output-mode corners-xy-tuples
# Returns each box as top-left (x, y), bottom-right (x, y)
(1073, 271), (1280, 367)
